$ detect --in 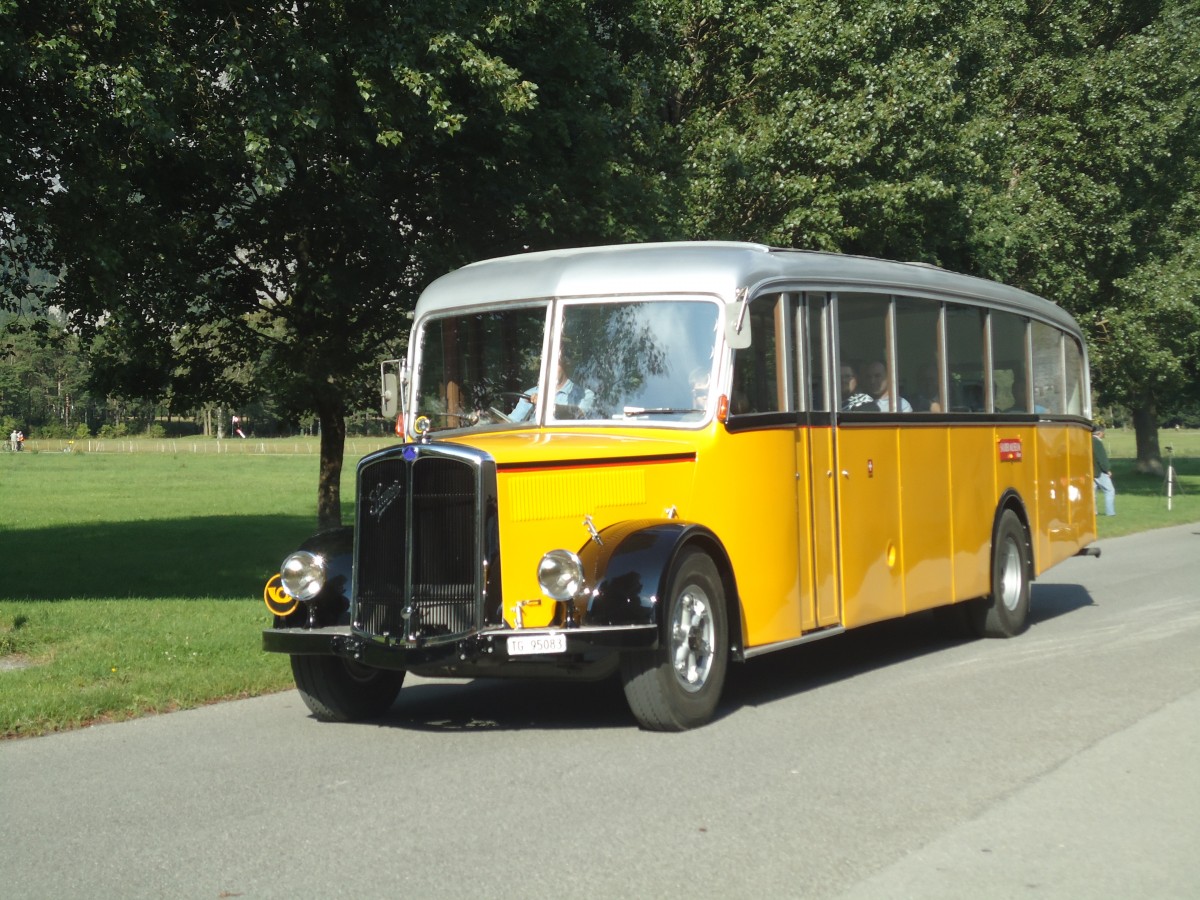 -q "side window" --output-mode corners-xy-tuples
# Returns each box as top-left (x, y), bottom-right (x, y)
(1064, 335), (1085, 416)
(945, 303), (986, 412)
(991, 311), (1029, 413)
(730, 294), (788, 415)
(1032, 321), (1065, 414)
(800, 292), (830, 412)
(837, 293), (891, 412)
(894, 297), (941, 413)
